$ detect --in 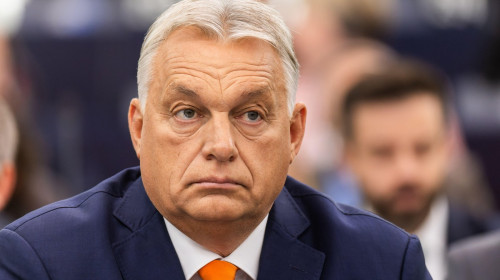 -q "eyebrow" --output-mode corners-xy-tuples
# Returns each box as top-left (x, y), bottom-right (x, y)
(239, 88), (269, 100)
(173, 85), (200, 98)
(170, 84), (271, 101)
